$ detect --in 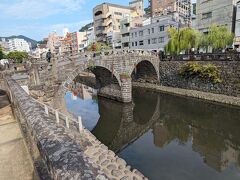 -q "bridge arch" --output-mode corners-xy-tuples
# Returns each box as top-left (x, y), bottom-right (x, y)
(62, 62), (121, 90)
(130, 57), (160, 84)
